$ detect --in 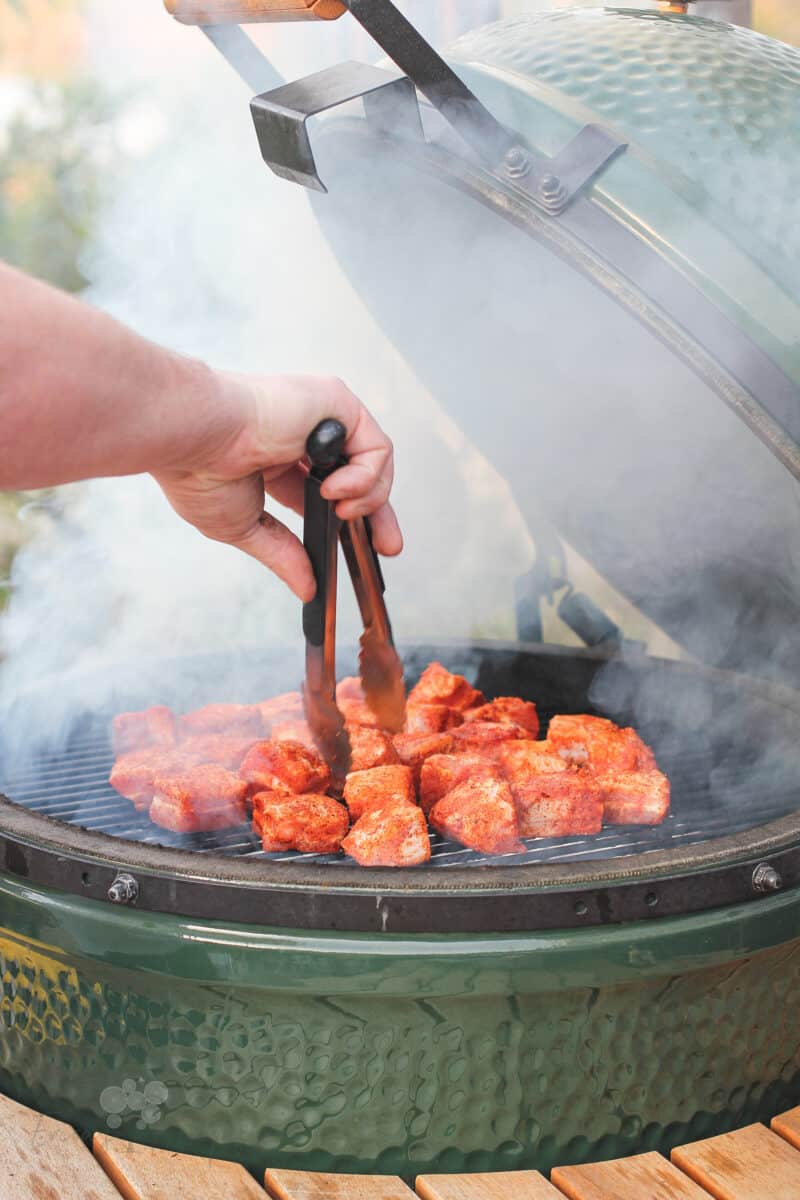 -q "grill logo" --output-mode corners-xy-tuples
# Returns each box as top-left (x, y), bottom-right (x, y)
(99, 1078), (168, 1130)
